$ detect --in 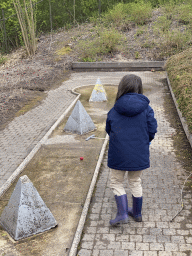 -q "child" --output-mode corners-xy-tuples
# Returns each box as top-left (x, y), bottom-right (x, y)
(106, 74), (157, 226)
